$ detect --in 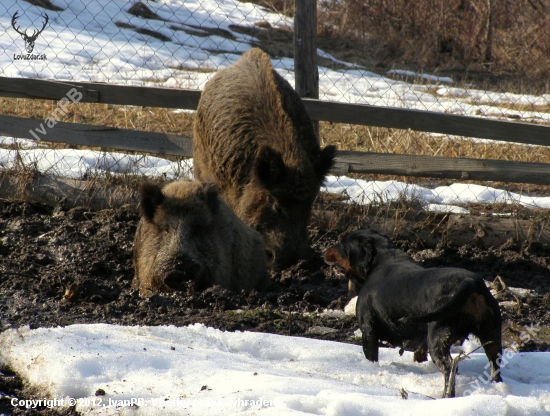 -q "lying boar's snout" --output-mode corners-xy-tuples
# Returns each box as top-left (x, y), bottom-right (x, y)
(266, 233), (317, 271)
(269, 248), (298, 272)
(163, 255), (202, 291)
(300, 245), (316, 261)
(269, 246), (311, 272)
